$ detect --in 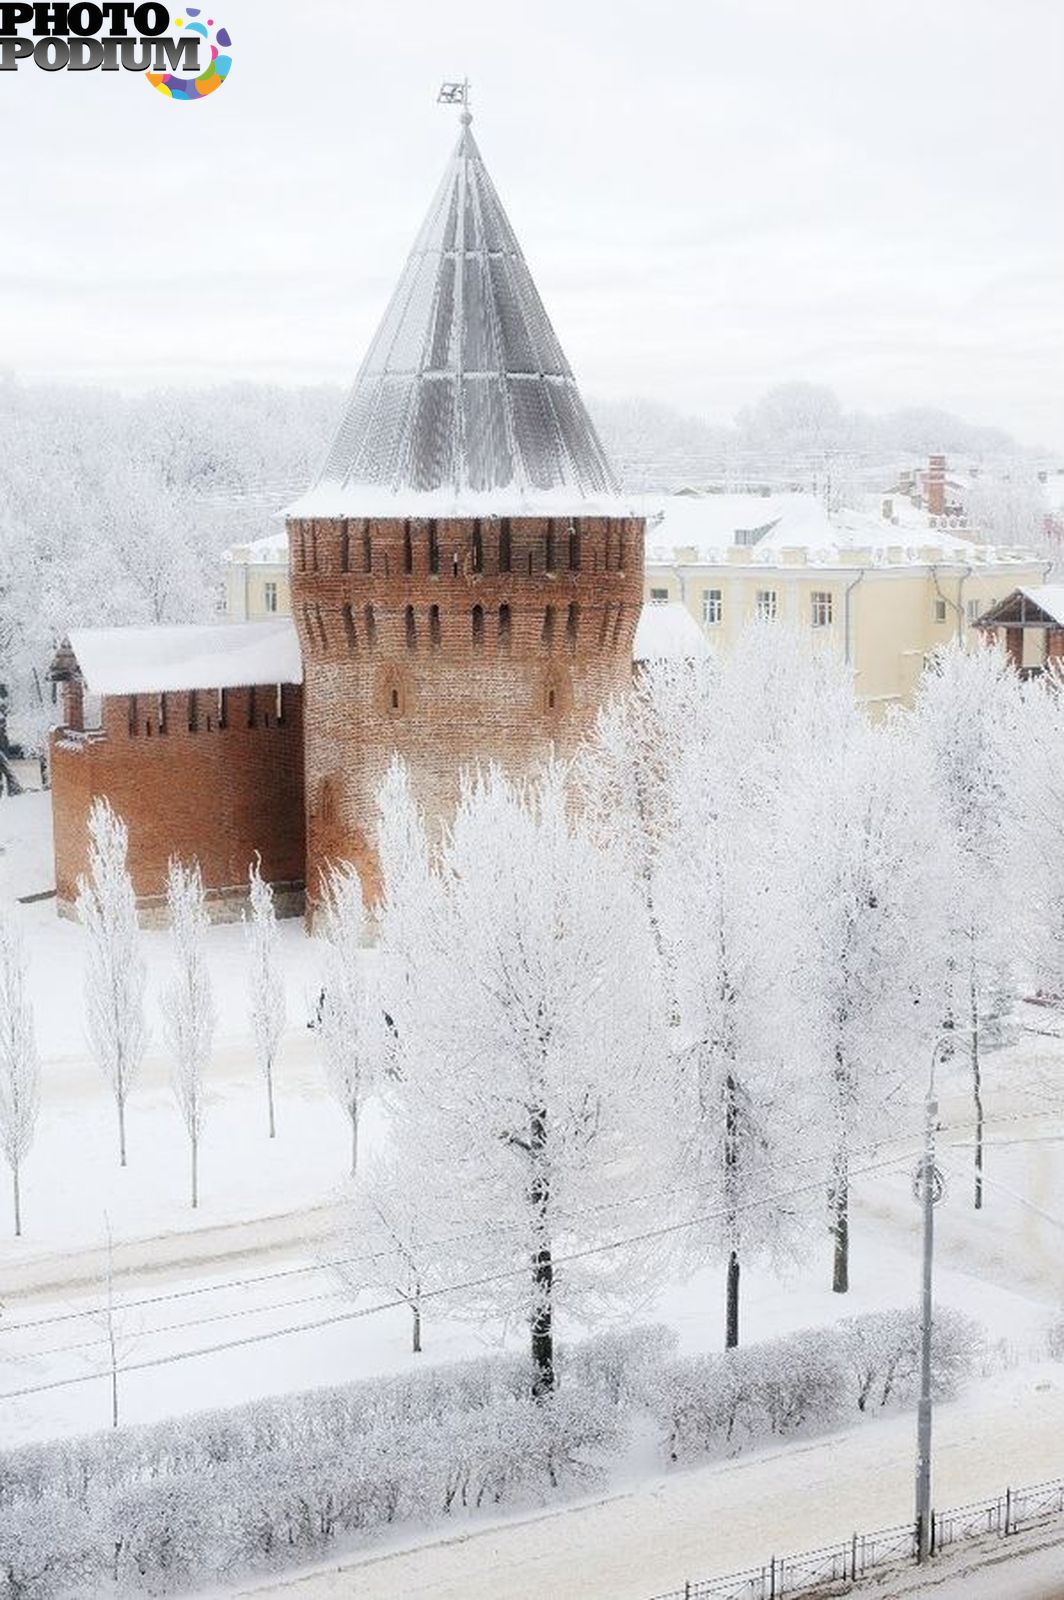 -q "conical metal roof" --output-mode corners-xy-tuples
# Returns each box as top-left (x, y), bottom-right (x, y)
(288, 119), (629, 519)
